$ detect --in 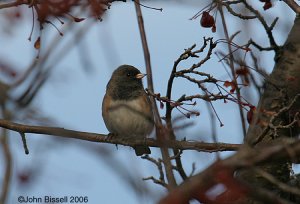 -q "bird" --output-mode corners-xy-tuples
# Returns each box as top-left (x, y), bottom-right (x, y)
(102, 65), (154, 156)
